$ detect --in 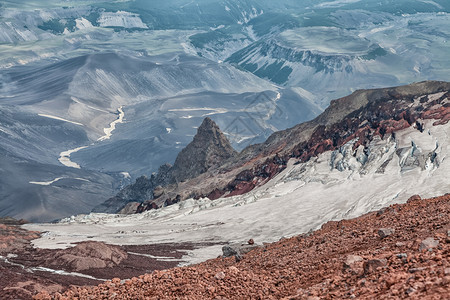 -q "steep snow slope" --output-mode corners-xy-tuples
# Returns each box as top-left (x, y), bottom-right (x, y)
(25, 119), (450, 264)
